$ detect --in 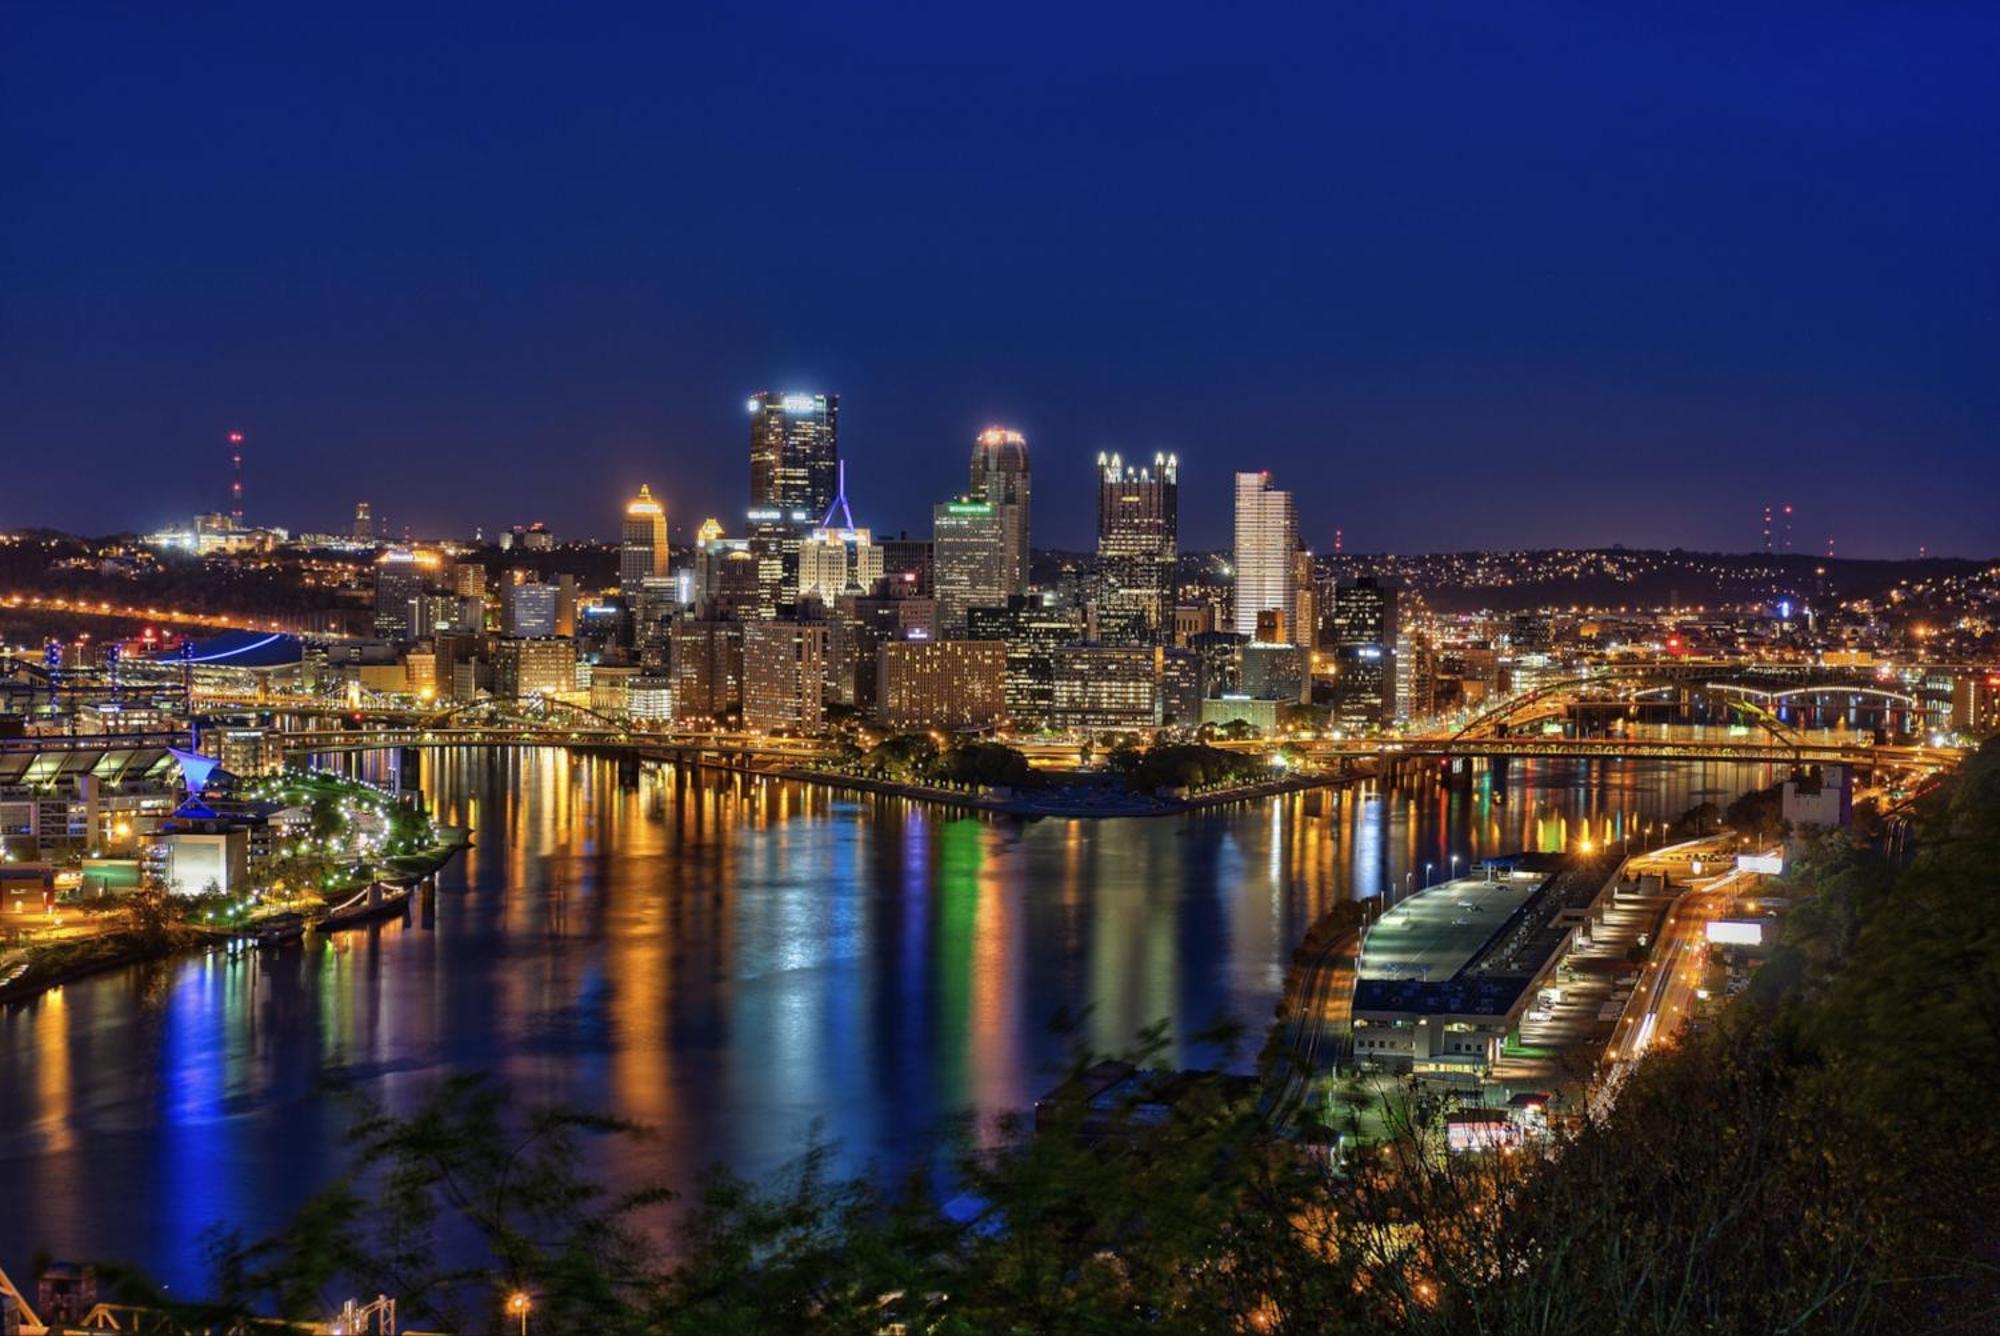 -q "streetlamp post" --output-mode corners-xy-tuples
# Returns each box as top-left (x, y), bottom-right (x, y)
(506, 1291), (532, 1336)
(1449, 854), (1460, 882)
(1424, 861), (1434, 888)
